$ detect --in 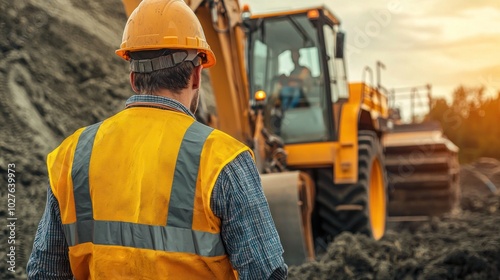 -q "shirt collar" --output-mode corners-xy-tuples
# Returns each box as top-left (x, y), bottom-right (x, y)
(125, 95), (195, 119)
